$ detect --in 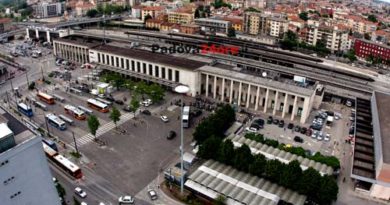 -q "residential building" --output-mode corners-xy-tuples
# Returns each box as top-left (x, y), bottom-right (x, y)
(268, 15), (288, 38)
(243, 12), (269, 35)
(354, 39), (390, 62)
(0, 110), (61, 205)
(0, 18), (12, 34)
(195, 18), (232, 34)
(223, 17), (243, 32)
(34, 2), (64, 18)
(371, 30), (390, 45)
(145, 19), (162, 30)
(75, 0), (96, 17)
(141, 6), (165, 21)
(180, 24), (200, 34)
(131, 6), (142, 19)
(244, 0), (266, 9)
(168, 8), (194, 24)
(306, 21), (350, 53)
